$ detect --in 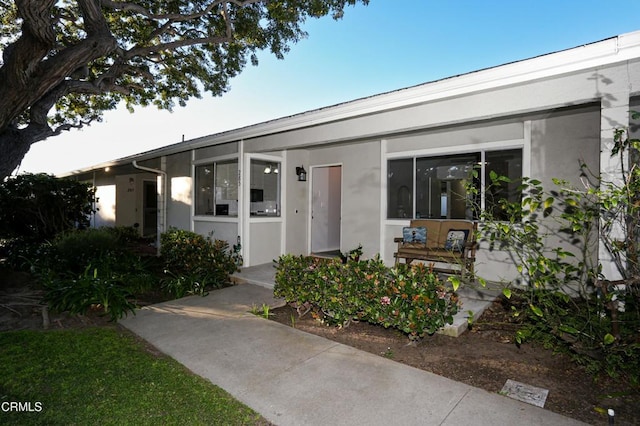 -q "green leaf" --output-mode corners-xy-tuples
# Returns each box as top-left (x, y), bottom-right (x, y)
(448, 276), (460, 292)
(529, 304), (544, 317)
(558, 324), (579, 335)
(603, 333), (615, 345)
(466, 310), (475, 325)
(502, 288), (512, 299)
